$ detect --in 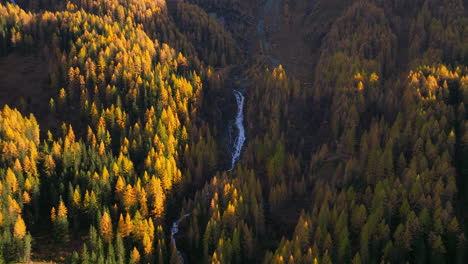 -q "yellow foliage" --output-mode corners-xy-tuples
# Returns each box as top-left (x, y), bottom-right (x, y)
(211, 252), (221, 264)
(13, 214), (26, 239)
(52, 142), (62, 157)
(125, 213), (133, 237)
(0, 106), (40, 162)
(133, 213), (148, 240)
(59, 88), (67, 101)
(130, 247), (141, 264)
(83, 190), (97, 209)
(24, 177), (32, 191)
(138, 189), (148, 217)
(23, 191), (31, 204)
(357, 81), (364, 91)
(64, 125), (76, 150)
(354, 72), (364, 82)
(51, 207), (56, 222)
(149, 177), (164, 219)
(142, 233), (152, 255)
(102, 166), (110, 183)
(5, 168), (18, 193)
(8, 196), (21, 215)
(83, 191), (90, 208)
(100, 211), (113, 242)
(23, 156), (37, 176)
(427, 75), (439, 91)
(147, 218), (154, 241)
(123, 184), (137, 211)
(369, 72), (379, 83)
(117, 214), (128, 238)
(2, 141), (18, 160)
(57, 200), (68, 218)
(13, 158), (22, 172)
(98, 141), (106, 155)
(115, 176), (125, 196)
(73, 188), (81, 207)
